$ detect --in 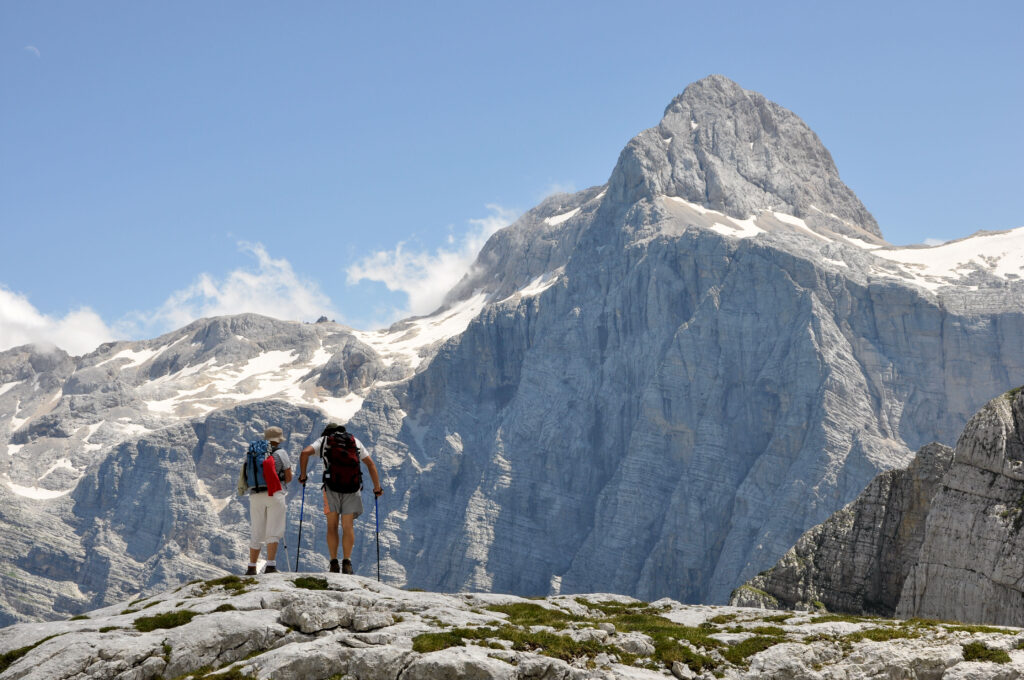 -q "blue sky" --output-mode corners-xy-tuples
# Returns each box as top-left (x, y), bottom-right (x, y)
(2, 1), (1021, 354)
